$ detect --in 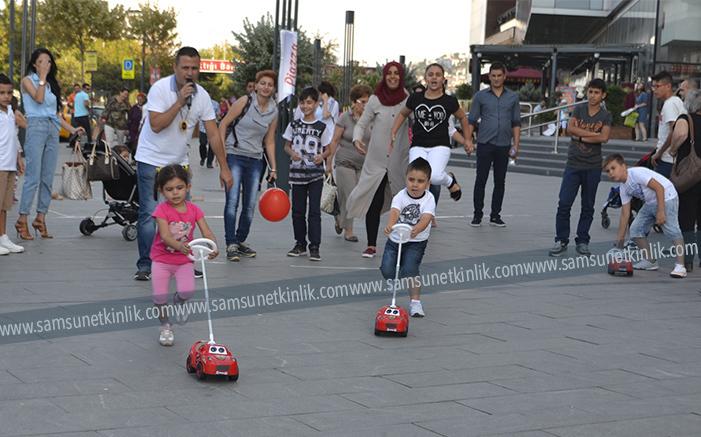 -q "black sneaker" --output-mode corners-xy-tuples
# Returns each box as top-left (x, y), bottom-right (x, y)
(470, 217), (482, 227)
(287, 244), (307, 257)
(236, 243), (257, 258)
(226, 244), (240, 262)
(133, 271), (151, 281)
(194, 269), (203, 278)
(489, 217), (506, 227)
(548, 241), (568, 257)
(309, 247), (321, 261)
